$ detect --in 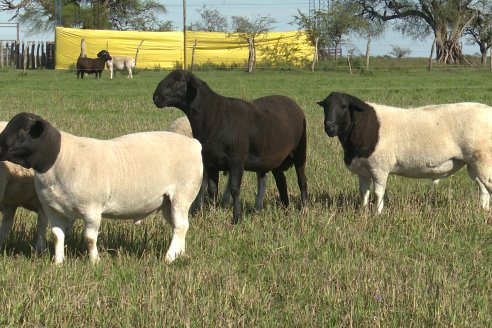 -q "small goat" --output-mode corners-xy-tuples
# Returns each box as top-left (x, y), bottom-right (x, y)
(76, 51), (111, 79)
(97, 50), (136, 79)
